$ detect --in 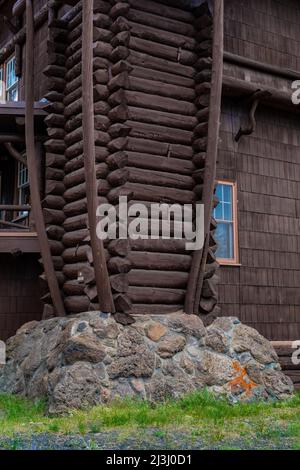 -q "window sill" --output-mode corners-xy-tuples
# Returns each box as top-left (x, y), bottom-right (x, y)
(218, 261), (242, 267)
